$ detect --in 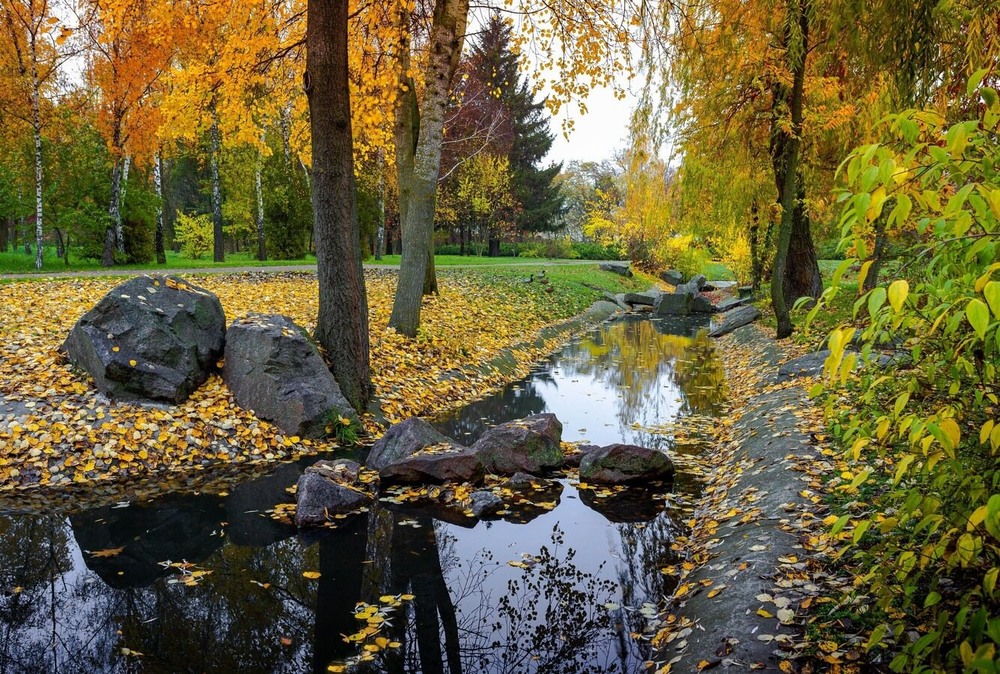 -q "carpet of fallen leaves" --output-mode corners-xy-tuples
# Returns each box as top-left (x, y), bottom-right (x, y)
(0, 269), (631, 494)
(631, 327), (869, 674)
